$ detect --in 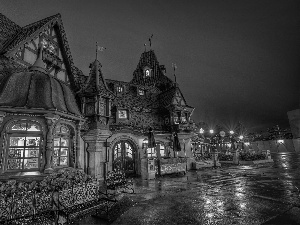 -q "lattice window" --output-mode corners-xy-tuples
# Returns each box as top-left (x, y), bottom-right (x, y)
(53, 125), (70, 167)
(5, 121), (42, 171)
